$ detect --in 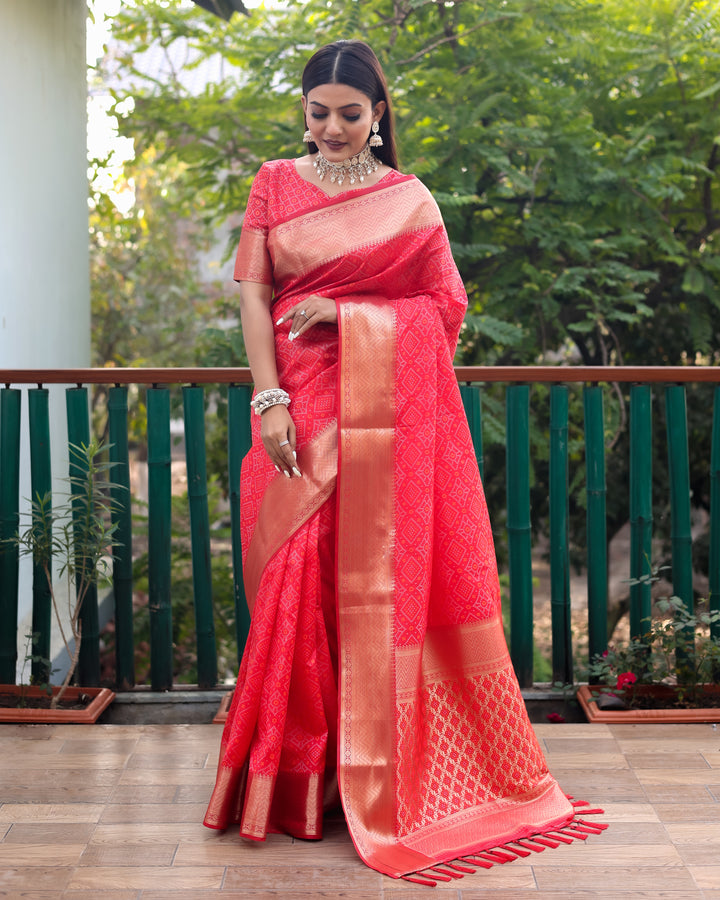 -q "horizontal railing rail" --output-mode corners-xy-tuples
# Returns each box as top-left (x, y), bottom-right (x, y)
(1, 366), (719, 692)
(4, 365), (720, 385)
